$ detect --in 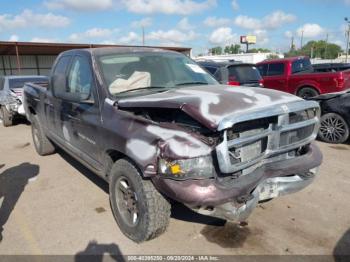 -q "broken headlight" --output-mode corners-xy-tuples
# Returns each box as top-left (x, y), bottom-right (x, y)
(158, 155), (215, 180)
